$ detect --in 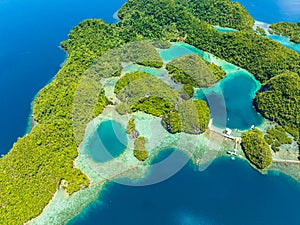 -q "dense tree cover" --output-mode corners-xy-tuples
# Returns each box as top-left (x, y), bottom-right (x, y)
(126, 117), (139, 139)
(114, 72), (151, 95)
(161, 111), (182, 134)
(152, 40), (172, 49)
(166, 64), (199, 87)
(205, 61), (226, 81)
(162, 100), (210, 134)
(270, 22), (300, 43)
(2, 0), (300, 223)
(95, 89), (111, 116)
(179, 84), (194, 100)
(202, 31), (300, 83)
(255, 27), (266, 36)
(264, 126), (293, 152)
(181, 0), (254, 30)
(178, 100), (210, 134)
(166, 54), (224, 87)
(254, 72), (300, 139)
(136, 60), (163, 68)
(241, 129), (272, 169)
(131, 96), (176, 117)
(116, 74), (181, 109)
(119, 0), (254, 30)
(0, 122), (89, 224)
(134, 136), (148, 161)
(118, 0), (300, 83)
